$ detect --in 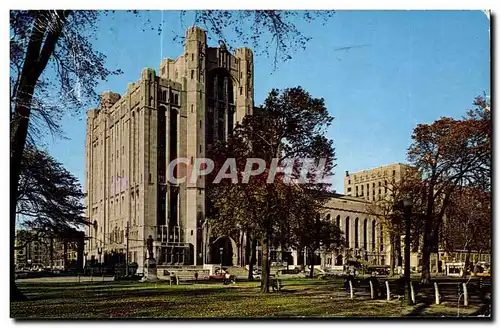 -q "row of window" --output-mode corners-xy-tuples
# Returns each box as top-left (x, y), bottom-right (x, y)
(354, 180), (389, 199)
(326, 214), (384, 252)
(158, 90), (180, 105)
(348, 170), (397, 185)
